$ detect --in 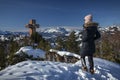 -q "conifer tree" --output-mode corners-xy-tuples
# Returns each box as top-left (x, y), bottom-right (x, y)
(8, 41), (20, 65)
(65, 31), (80, 54)
(95, 31), (120, 64)
(30, 32), (42, 44)
(38, 38), (51, 51)
(30, 32), (51, 51)
(55, 37), (66, 50)
(0, 42), (6, 70)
